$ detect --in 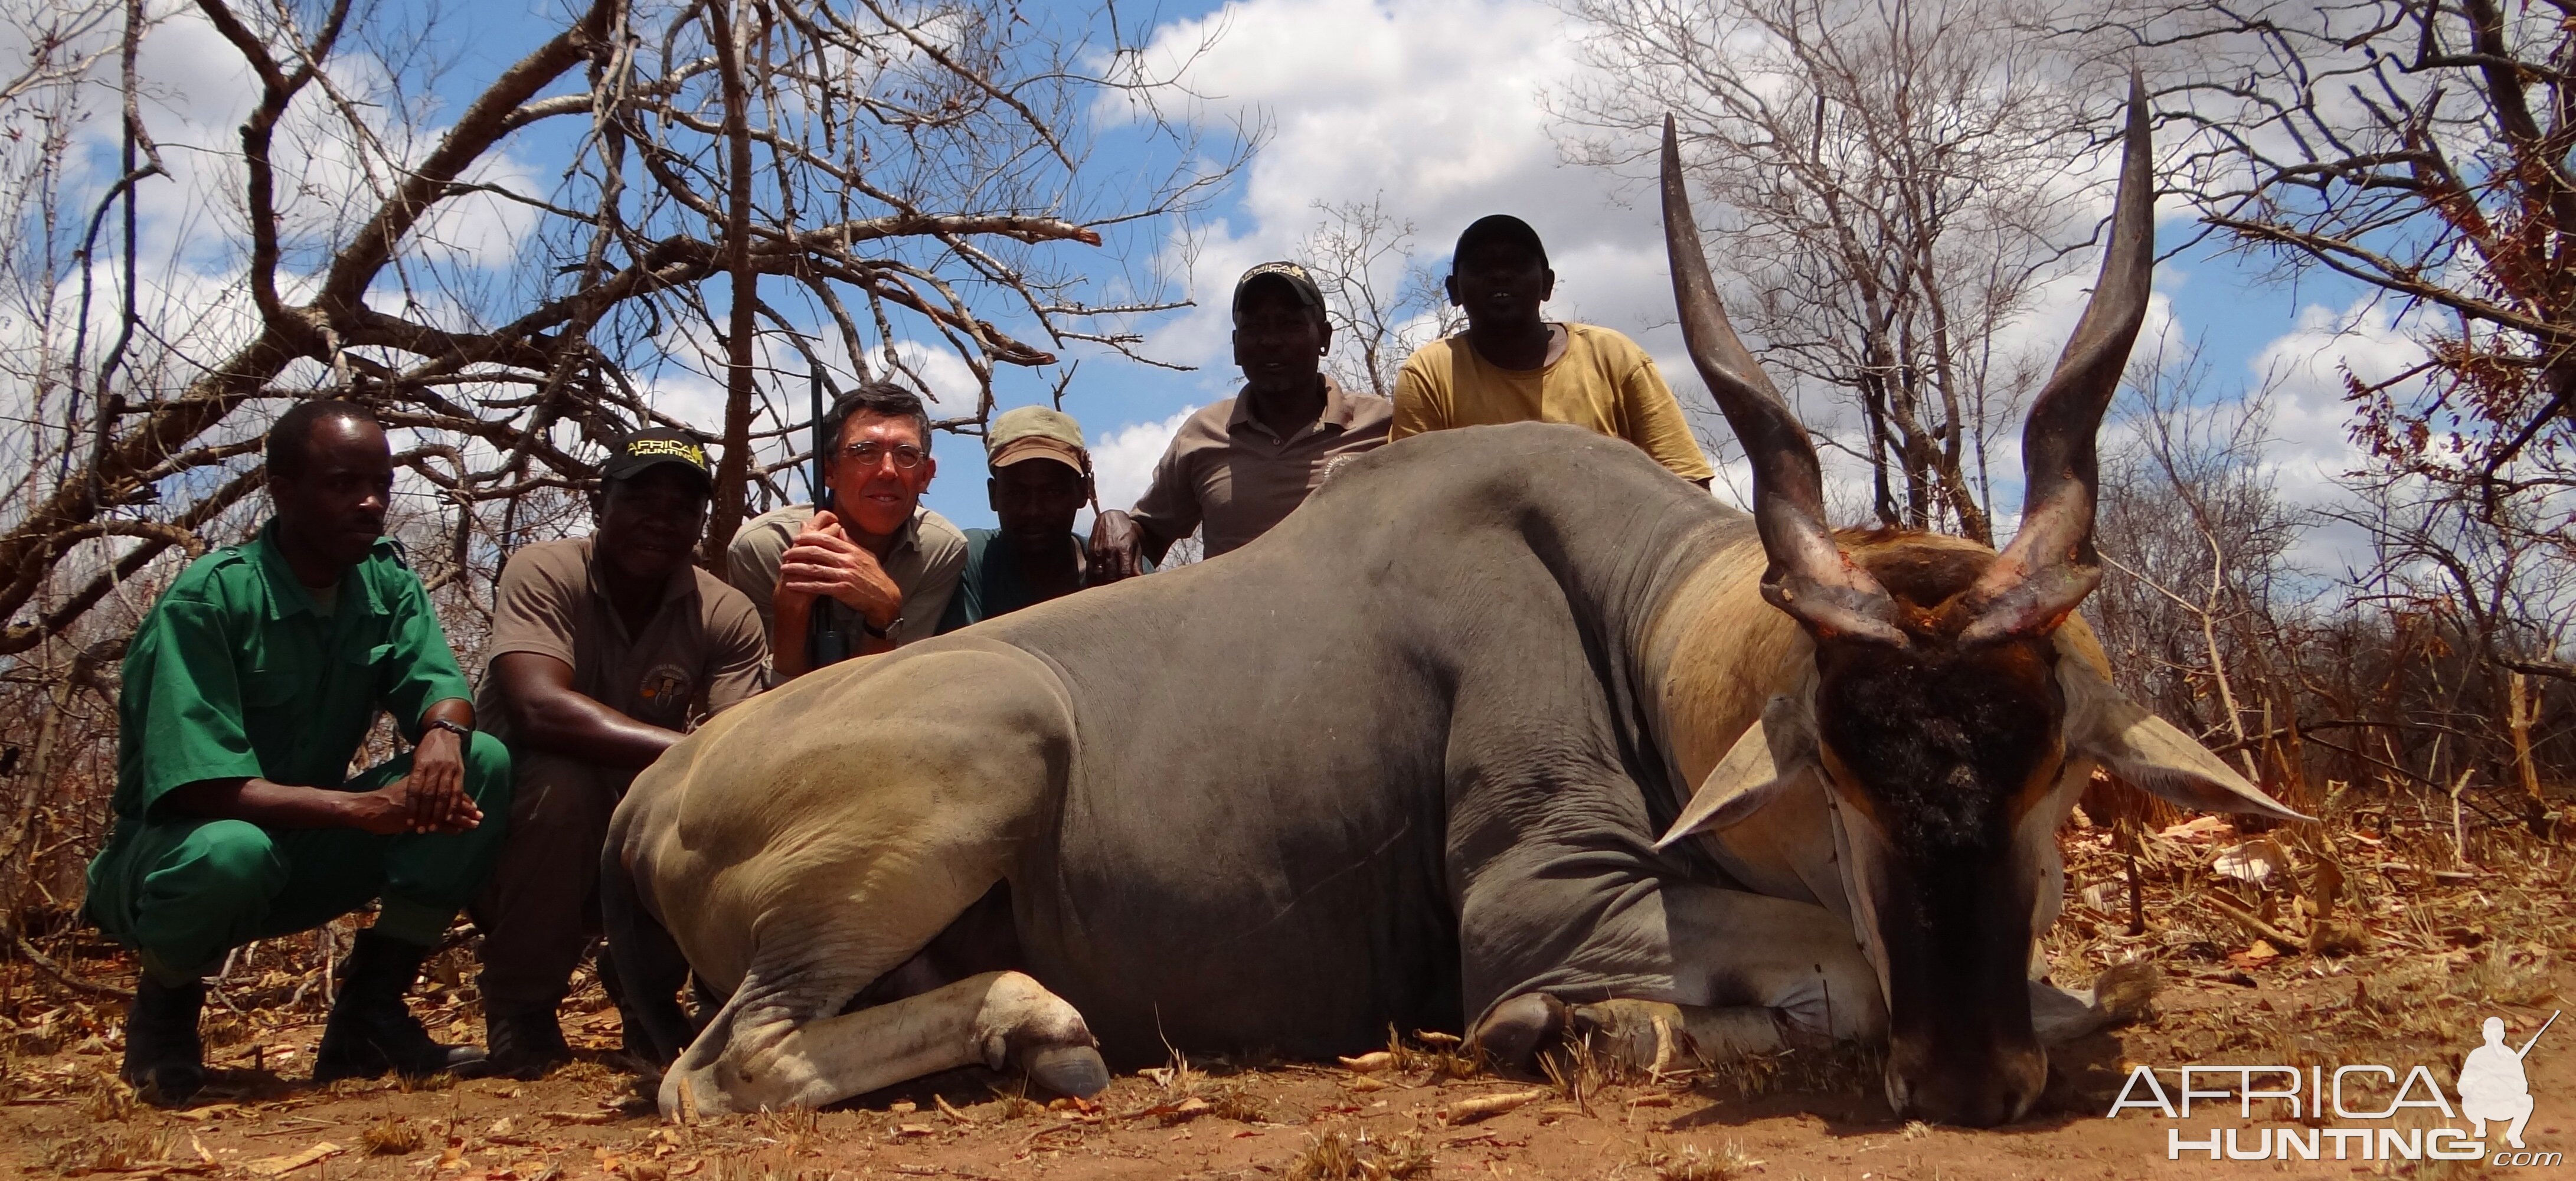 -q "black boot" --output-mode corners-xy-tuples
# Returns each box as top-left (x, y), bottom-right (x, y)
(312, 932), (488, 1083)
(483, 1006), (570, 1080)
(120, 977), (207, 1106)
